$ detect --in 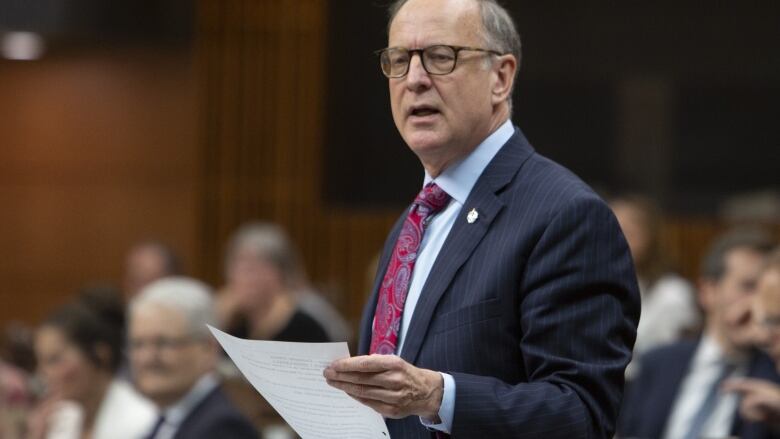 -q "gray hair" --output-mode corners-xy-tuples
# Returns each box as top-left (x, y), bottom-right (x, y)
(225, 222), (304, 287)
(130, 277), (215, 338)
(388, 0), (522, 103)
